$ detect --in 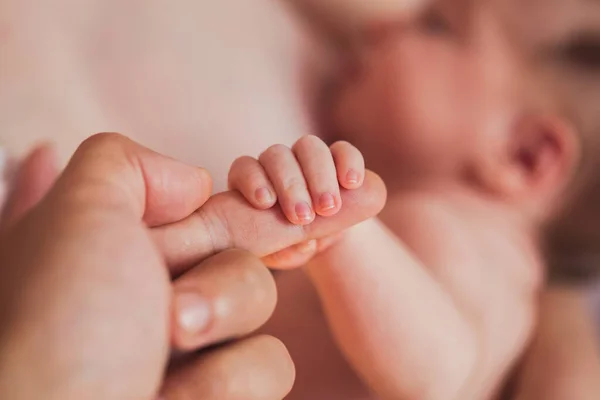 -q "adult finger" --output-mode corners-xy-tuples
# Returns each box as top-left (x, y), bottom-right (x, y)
(50, 133), (212, 227)
(262, 234), (343, 269)
(170, 250), (277, 352)
(154, 170), (387, 274)
(0, 134), (213, 400)
(161, 335), (295, 400)
(262, 240), (319, 269)
(1, 144), (58, 229)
